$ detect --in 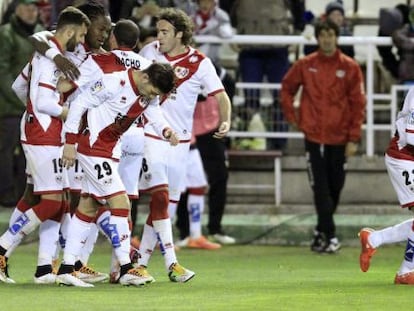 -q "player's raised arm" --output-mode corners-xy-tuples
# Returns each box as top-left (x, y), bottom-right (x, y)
(30, 30), (80, 80)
